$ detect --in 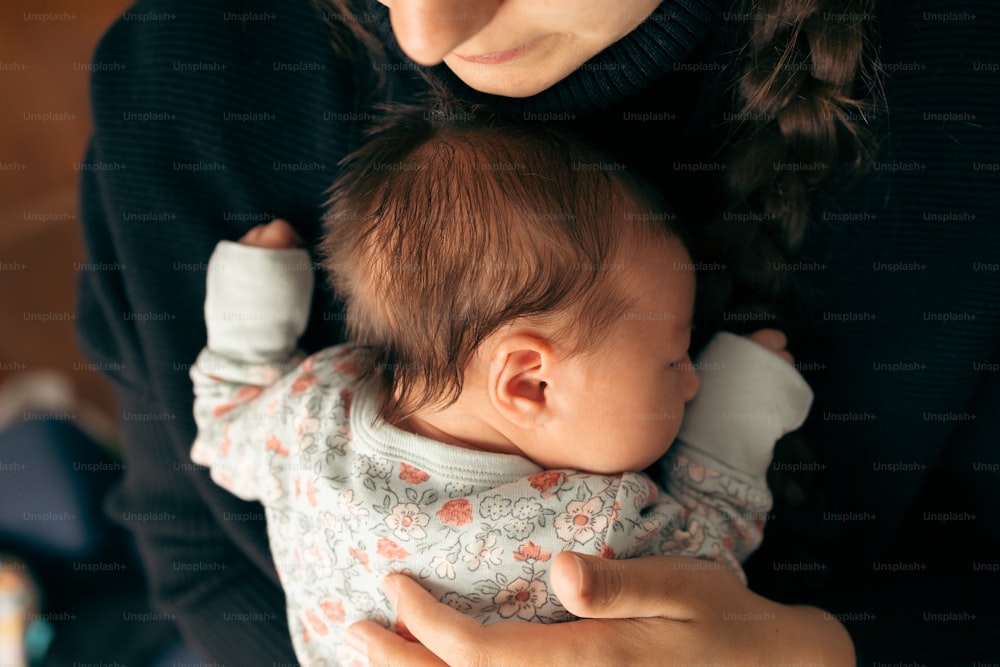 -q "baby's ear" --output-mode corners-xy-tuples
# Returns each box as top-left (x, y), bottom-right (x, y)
(486, 334), (553, 429)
